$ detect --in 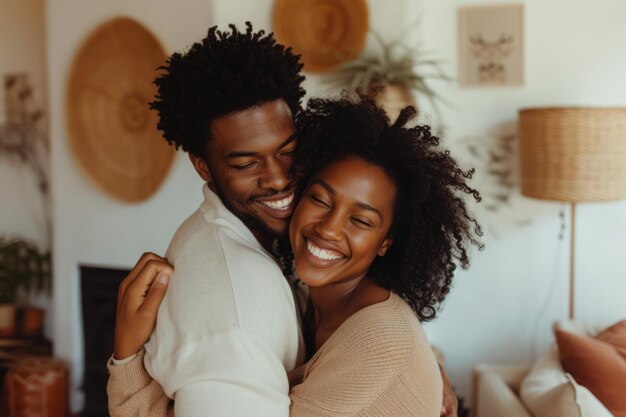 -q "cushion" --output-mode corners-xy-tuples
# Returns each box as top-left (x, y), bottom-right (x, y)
(556, 323), (626, 417)
(520, 345), (612, 417)
(596, 320), (626, 360)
